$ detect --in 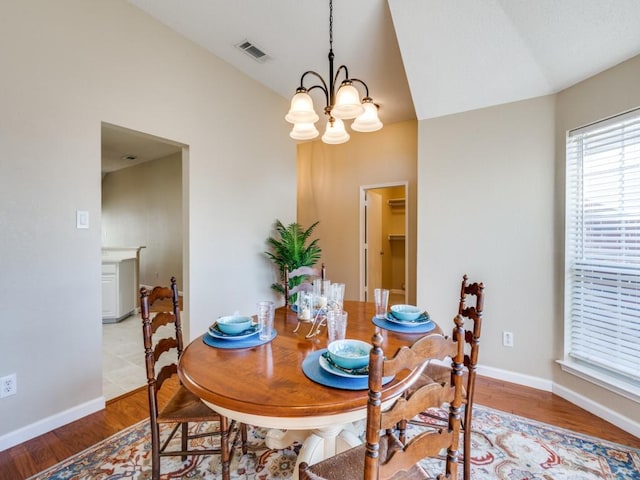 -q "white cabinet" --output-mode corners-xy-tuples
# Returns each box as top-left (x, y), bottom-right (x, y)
(102, 258), (135, 323)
